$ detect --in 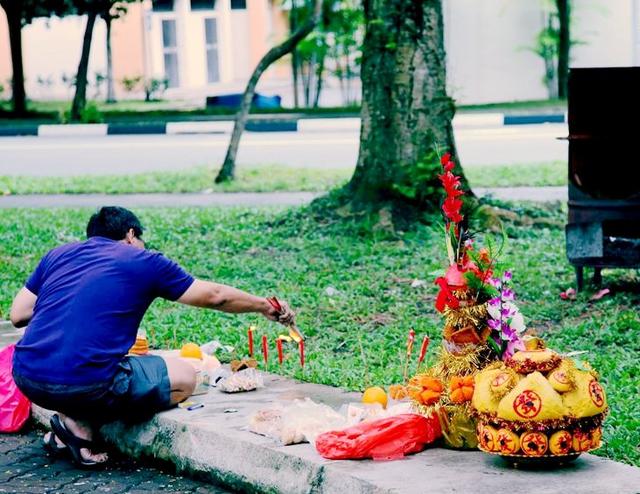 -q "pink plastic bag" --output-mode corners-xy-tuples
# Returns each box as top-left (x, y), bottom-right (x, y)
(0, 345), (31, 433)
(315, 413), (441, 461)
